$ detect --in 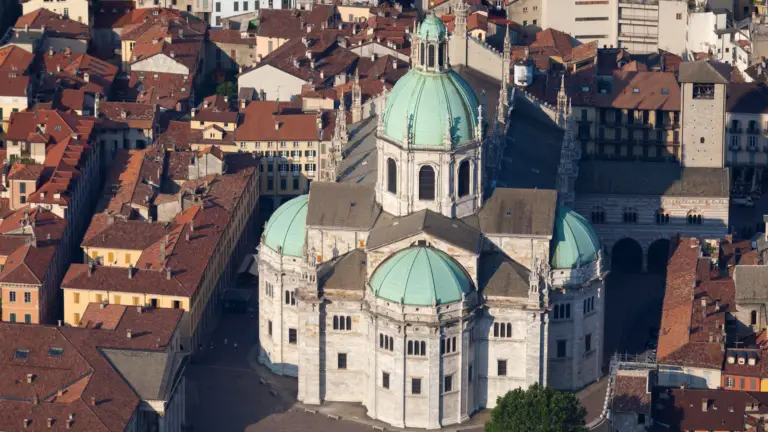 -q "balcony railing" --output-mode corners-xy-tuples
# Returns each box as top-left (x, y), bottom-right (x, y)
(625, 121), (651, 129)
(655, 122), (680, 130)
(747, 127), (761, 135)
(729, 127), (743, 134)
(618, 32), (658, 40)
(619, 0), (659, 5)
